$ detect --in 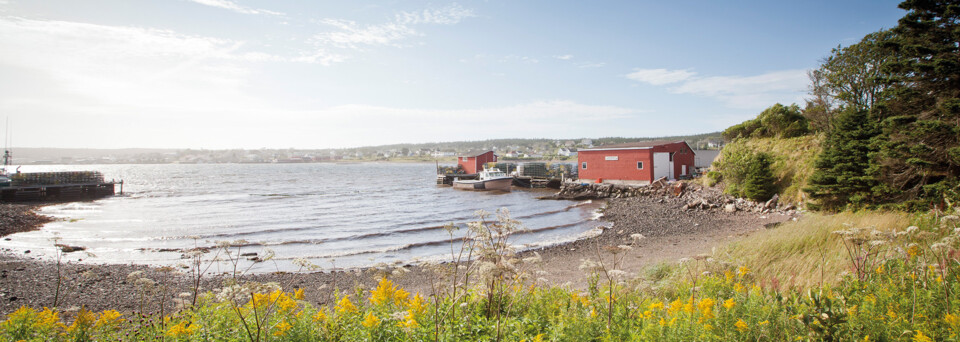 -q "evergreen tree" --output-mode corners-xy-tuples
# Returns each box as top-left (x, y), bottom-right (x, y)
(742, 153), (776, 202)
(805, 108), (879, 210)
(873, 0), (960, 207)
